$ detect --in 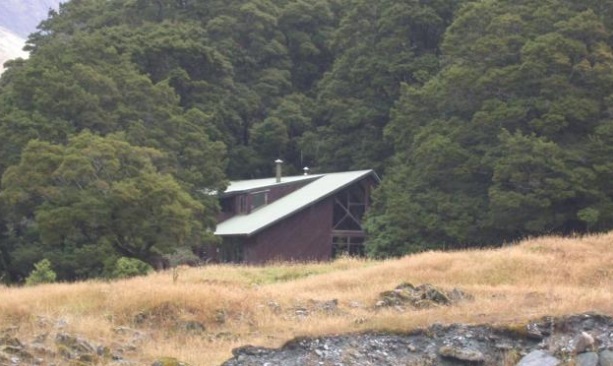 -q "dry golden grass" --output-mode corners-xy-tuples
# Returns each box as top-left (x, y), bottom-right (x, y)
(1, 232), (612, 365)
